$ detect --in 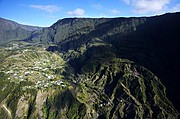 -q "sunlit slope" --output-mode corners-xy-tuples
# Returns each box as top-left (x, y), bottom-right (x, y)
(0, 42), (178, 119)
